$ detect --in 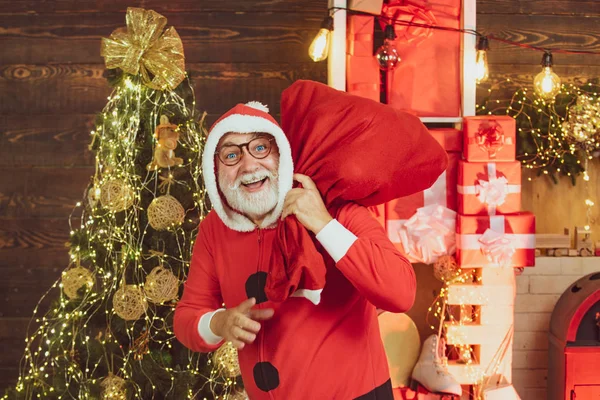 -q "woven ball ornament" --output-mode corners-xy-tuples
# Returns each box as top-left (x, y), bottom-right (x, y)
(113, 285), (148, 321)
(147, 194), (185, 230)
(228, 389), (249, 400)
(101, 373), (127, 400)
(433, 255), (459, 282)
(100, 179), (135, 212)
(213, 341), (241, 378)
(62, 266), (95, 299)
(143, 266), (179, 304)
